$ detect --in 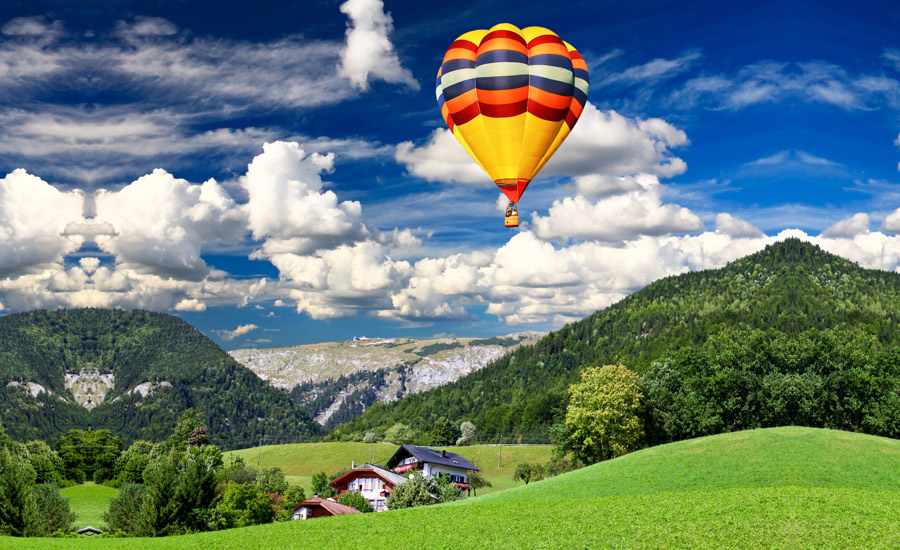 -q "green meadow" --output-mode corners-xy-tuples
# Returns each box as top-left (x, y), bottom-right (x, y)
(60, 483), (118, 531)
(226, 441), (554, 496)
(12, 426), (900, 548)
